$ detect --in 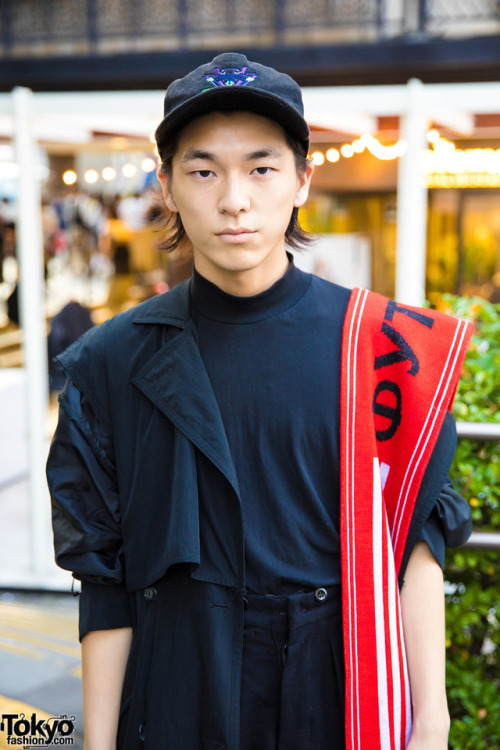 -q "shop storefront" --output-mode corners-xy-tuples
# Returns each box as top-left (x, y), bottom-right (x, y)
(297, 108), (500, 304)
